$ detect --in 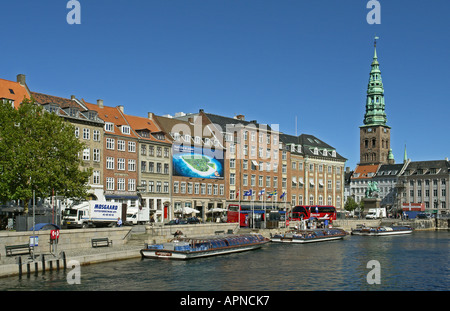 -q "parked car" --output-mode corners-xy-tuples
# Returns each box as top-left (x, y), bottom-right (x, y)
(417, 213), (433, 219)
(165, 219), (187, 225)
(186, 217), (200, 224)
